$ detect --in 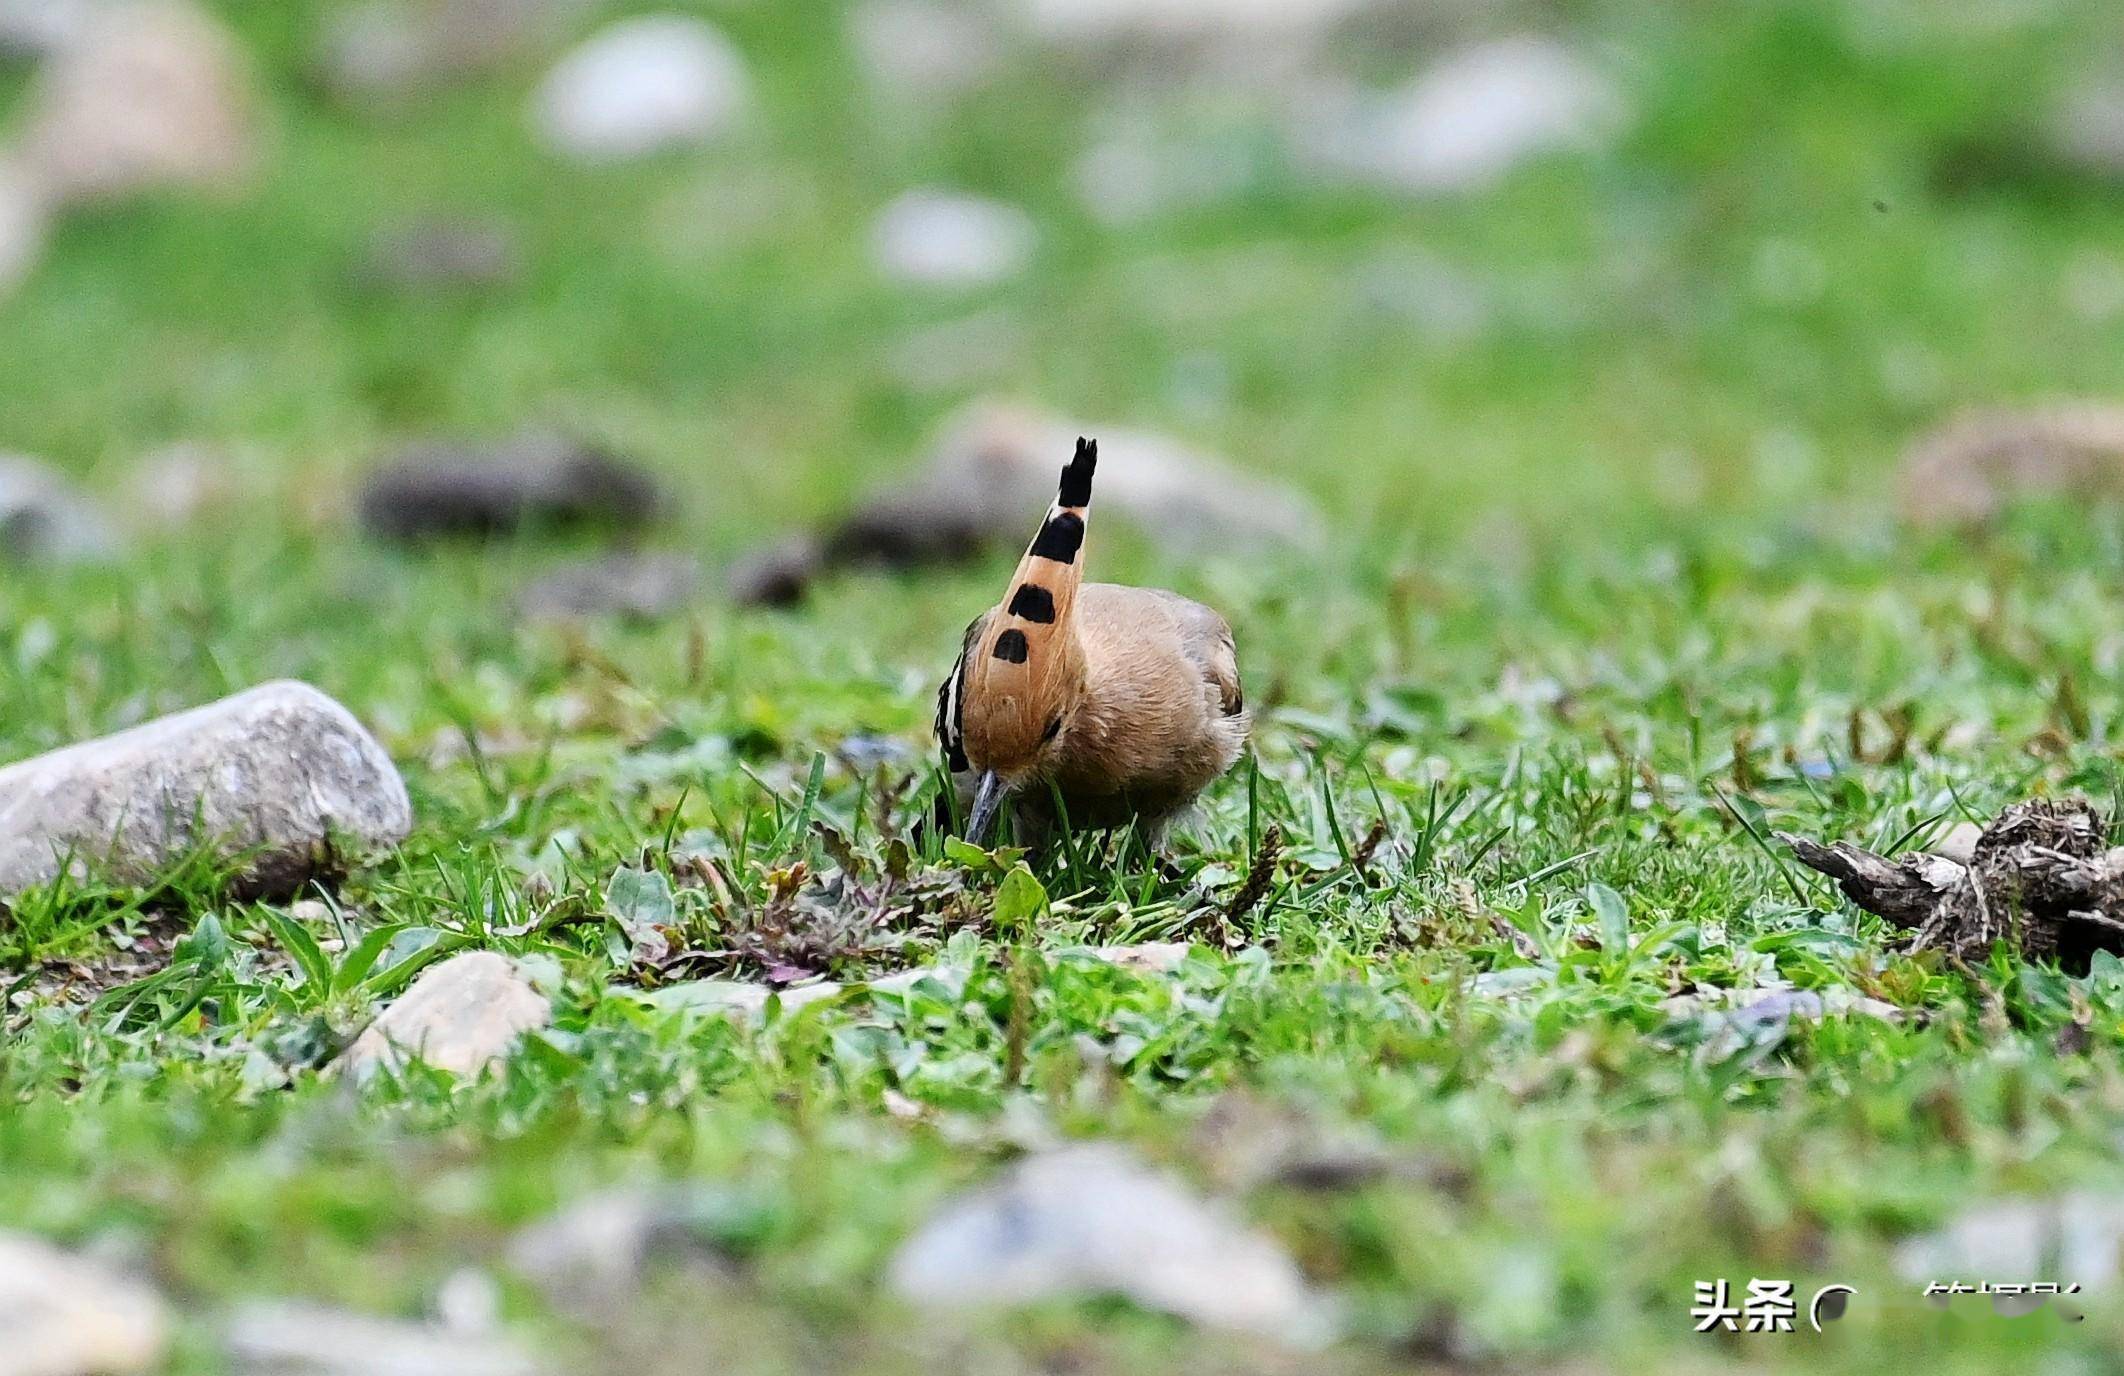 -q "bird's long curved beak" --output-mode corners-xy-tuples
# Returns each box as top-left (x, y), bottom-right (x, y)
(967, 770), (1007, 844)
